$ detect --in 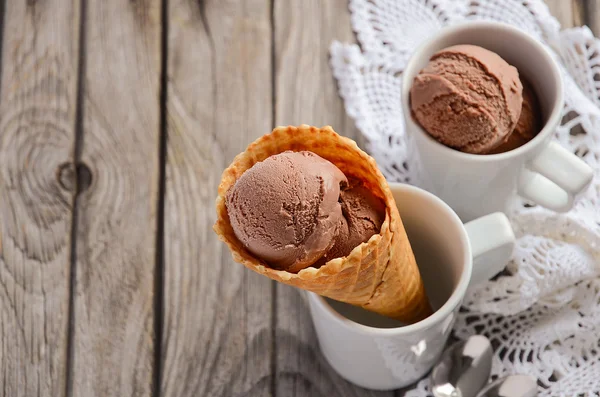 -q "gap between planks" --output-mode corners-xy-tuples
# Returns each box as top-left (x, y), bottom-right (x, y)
(153, 0), (170, 396)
